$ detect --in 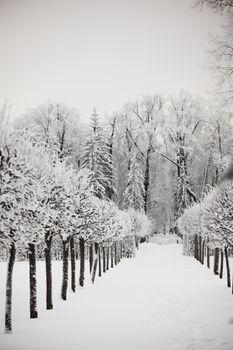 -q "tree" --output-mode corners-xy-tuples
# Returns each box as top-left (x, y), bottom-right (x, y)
(178, 204), (202, 256)
(70, 170), (98, 289)
(0, 146), (20, 333)
(209, 18), (233, 101)
(123, 153), (145, 211)
(90, 198), (119, 283)
(15, 102), (81, 163)
(0, 137), (35, 331)
(19, 152), (44, 319)
(123, 95), (164, 213)
(81, 109), (115, 199)
(127, 208), (152, 249)
(105, 113), (118, 200)
(202, 181), (233, 248)
(201, 182), (233, 281)
(163, 92), (204, 221)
